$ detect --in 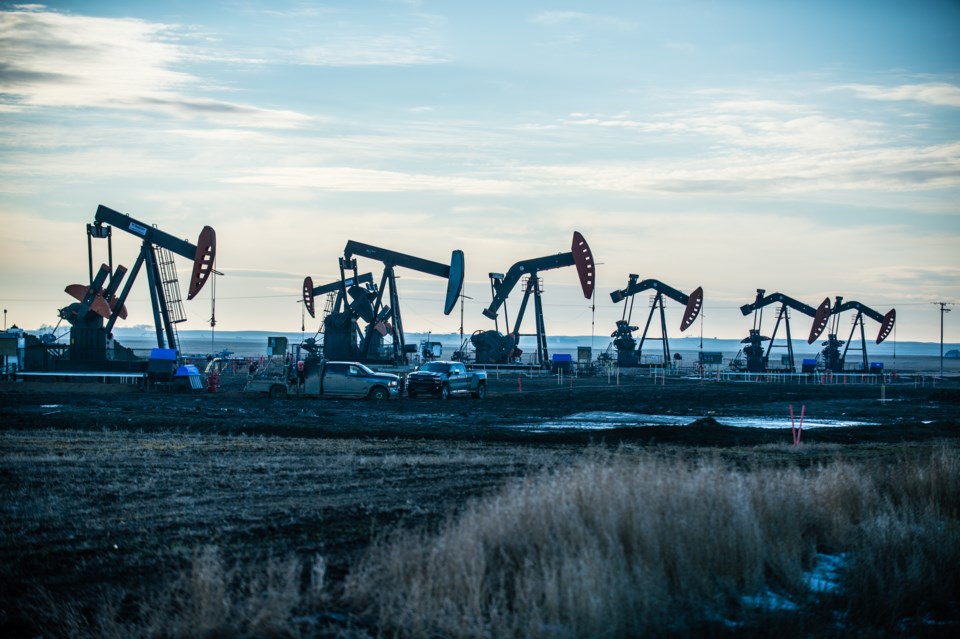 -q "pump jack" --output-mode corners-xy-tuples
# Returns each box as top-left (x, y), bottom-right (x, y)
(820, 297), (895, 373)
(59, 205), (216, 368)
(474, 232), (595, 366)
(301, 272), (375, 360)
(737, 289), (831, 373)
(609, 275), (703, 368)
(322, 241), (464, 364)
(302, 272), (375, 321)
